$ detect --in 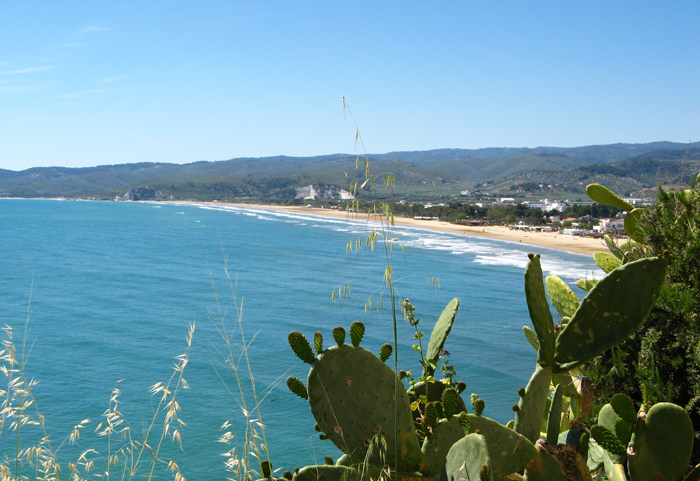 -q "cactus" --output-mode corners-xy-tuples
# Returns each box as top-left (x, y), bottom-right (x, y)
(292, 465), (357, 481)
(468, 414), (539, 477)
(443, 433), (493, 481)
(605, 234), (625, 261)
(524, 254), (556, 367)
(553, 257), (667, 372)
(545, 274), (580, 319)
(331, 326), (345, 346)
(441, 387), (460, 418)
(627, 402), (694, 481)
(287, 376), (308, 400)
(408, 380), (467, 431)
(421, 416), (466, 479)
(379, 343), (392, 363)
(457, 411), (471, 435)
(575, 278), (598, 292)
(306, 341), (424, 471)
(471, 394), (485, 417)
(288, 331), (316, 364)
(624, 208), (646, 243)
(586, 183), (634, 211)
(513, 363), (552, 443)
(593, 251), (622, 274)
(424, 298), (459, 377)
(610, 393), (636, 424)
(313, 331), (323, 354)
(592, 397), (694, 481)
(524, 439), (592, 481)
(546, 384), (563, 445)
(523, 325), (540, 351)
(349, 321), (364, 347)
